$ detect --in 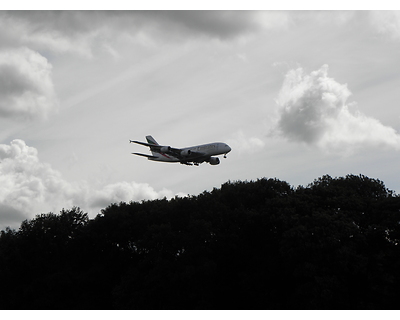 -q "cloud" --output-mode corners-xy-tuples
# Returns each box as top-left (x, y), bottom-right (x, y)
(0, 11), (100, 57)
(0, 139), (177, 230)
(369, 11), (400, 41)
(149, 11), (265, 40)
(275, 64), (400, 153)
(0, 47), (58, 120)
(0, 11), (290, 58)
(290, 11), (356, 28)
(0, 203), (26, 232)
(227, 130), (265, 154)
(0, 140), (78, 222)
(90, 182), (175, 209)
